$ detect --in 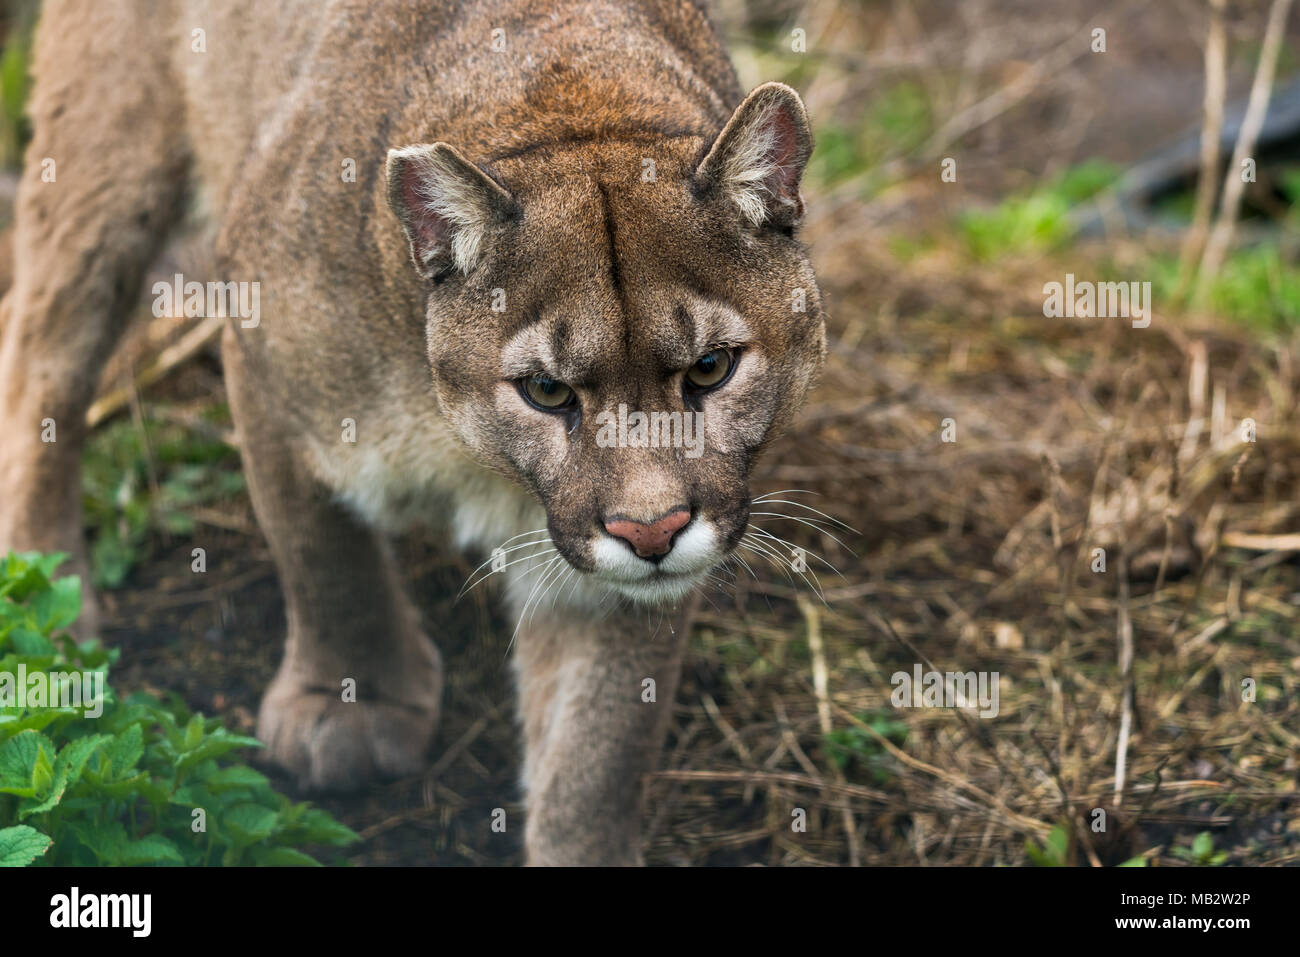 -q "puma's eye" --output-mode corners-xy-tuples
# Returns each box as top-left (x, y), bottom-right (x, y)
(522, 373), (575, 411)
(685, 348), (734, 391)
